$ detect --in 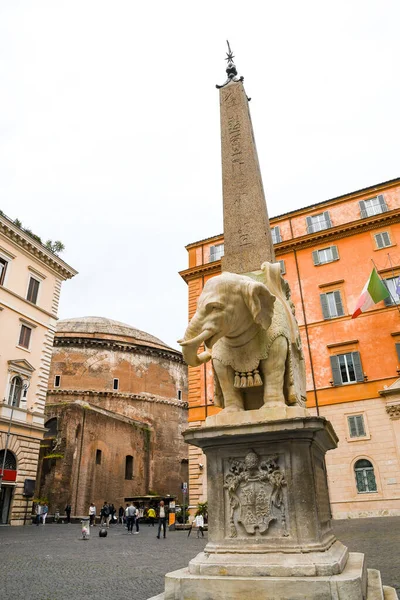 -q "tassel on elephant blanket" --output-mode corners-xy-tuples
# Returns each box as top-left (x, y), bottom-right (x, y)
(234, 368), (263, 389)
